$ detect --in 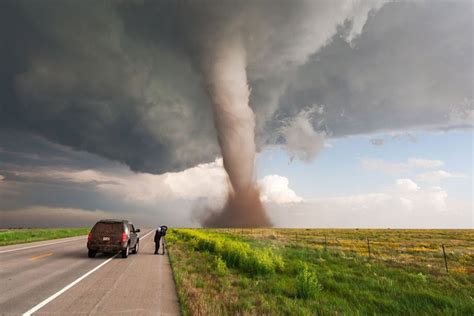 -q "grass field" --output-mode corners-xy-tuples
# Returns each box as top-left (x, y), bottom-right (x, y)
(0, 228), (90, 246)
(167, 228), (474, 315)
